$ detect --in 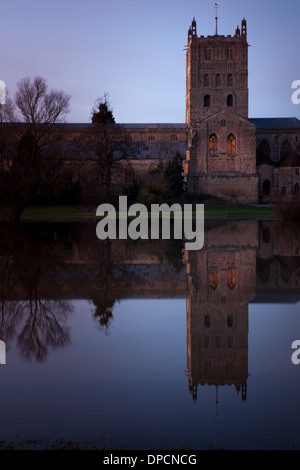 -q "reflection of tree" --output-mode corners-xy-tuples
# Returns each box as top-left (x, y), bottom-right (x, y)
(0, 223), (73, 361)
(90, 239), (130, 335)
(92, 298), (115, 335)
(16, 298), (72, 362)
